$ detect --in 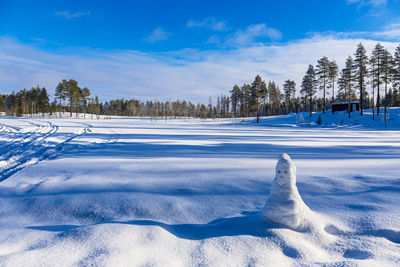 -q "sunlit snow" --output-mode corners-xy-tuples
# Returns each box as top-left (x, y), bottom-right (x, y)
(0, 109), (399, 265)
